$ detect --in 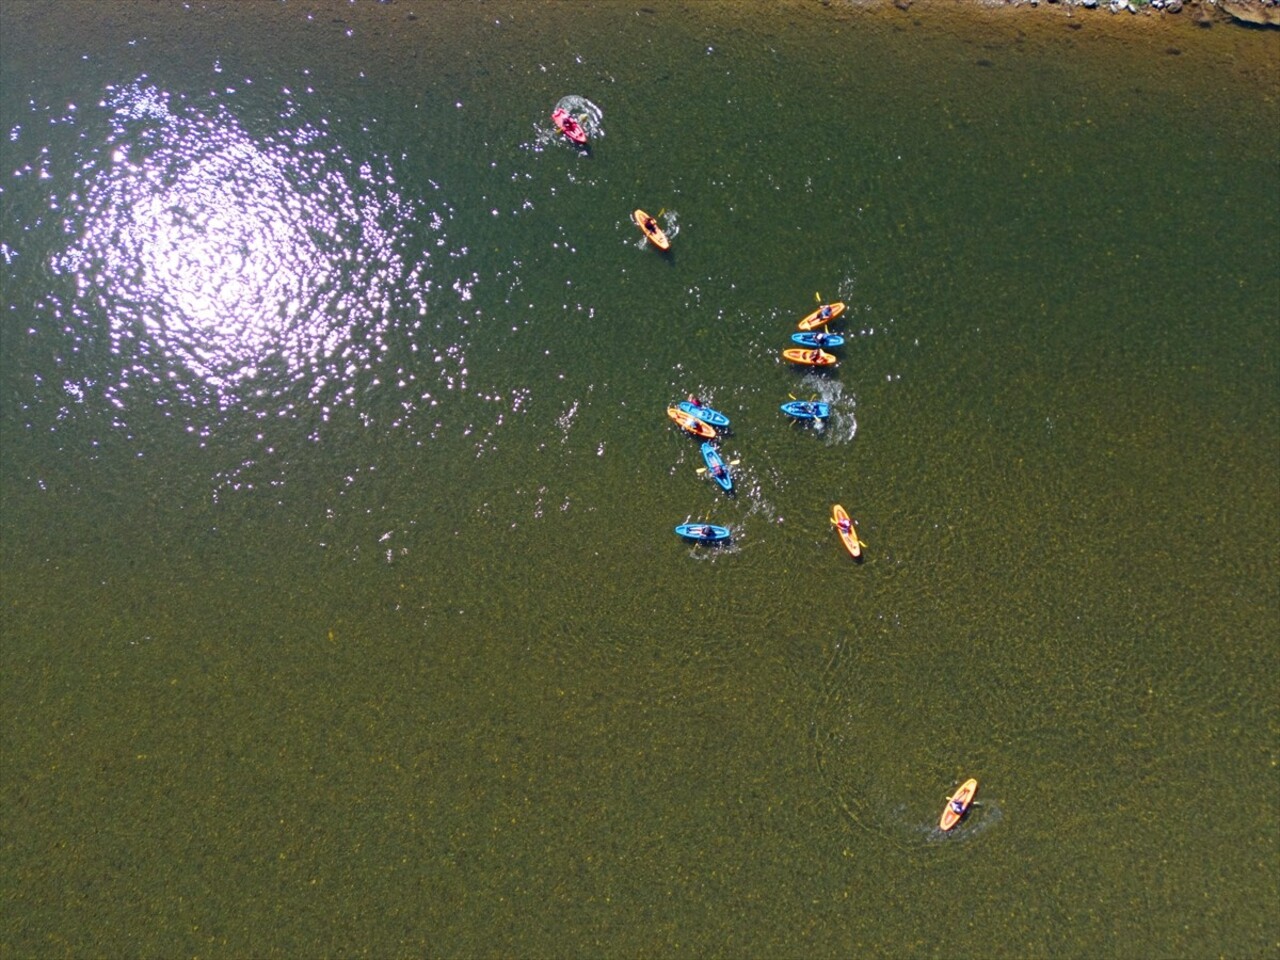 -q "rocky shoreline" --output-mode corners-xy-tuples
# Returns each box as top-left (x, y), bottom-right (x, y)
(845, 0), (1280, 25)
